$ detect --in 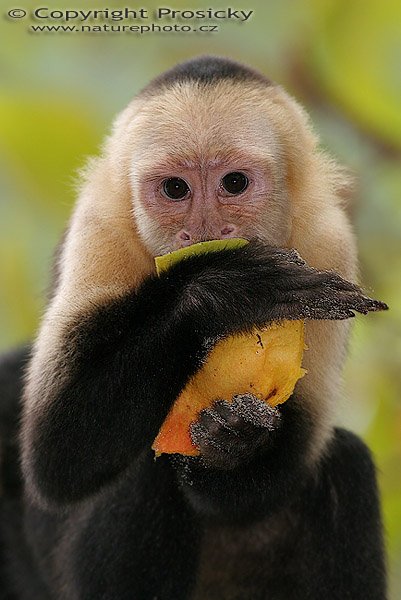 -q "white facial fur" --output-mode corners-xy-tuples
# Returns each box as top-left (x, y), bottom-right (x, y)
(125, 81), (296, 256)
